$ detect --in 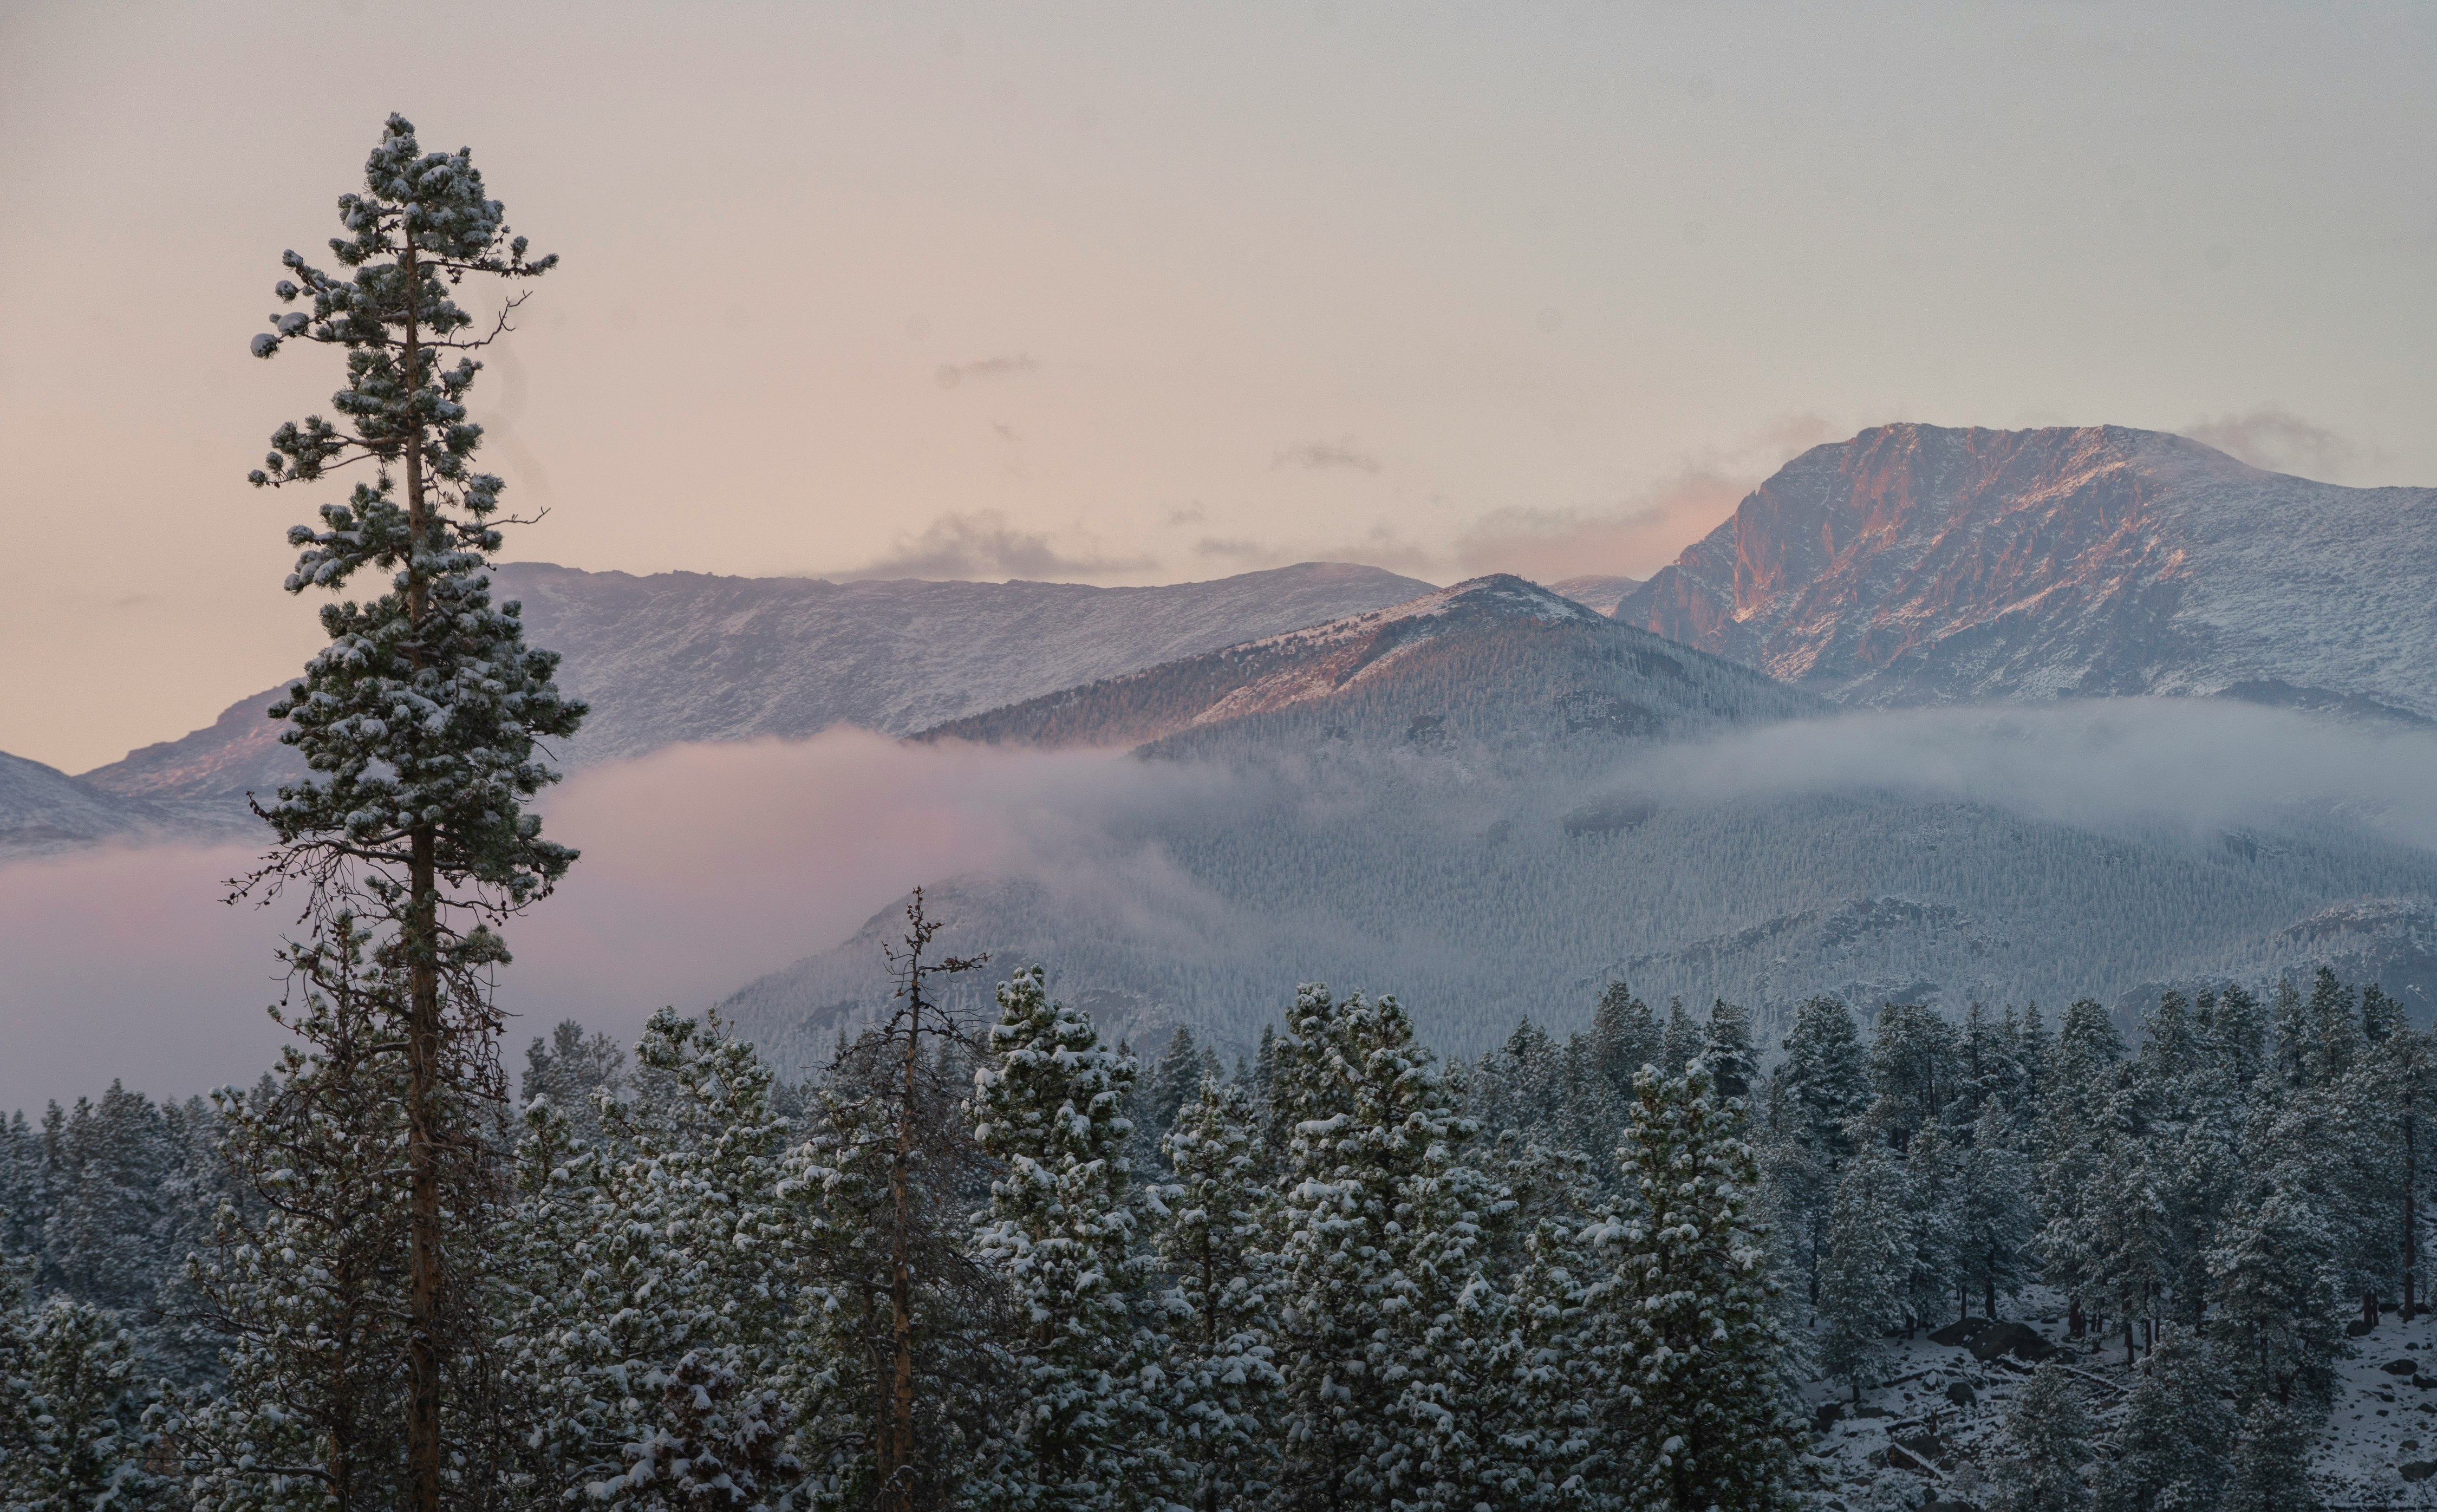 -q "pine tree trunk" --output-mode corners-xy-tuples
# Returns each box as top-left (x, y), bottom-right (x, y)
(881, 987), (920, 1512)
(400, 238), (445, 1512)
